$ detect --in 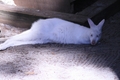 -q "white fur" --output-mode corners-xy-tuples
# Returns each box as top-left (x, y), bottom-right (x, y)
(0, 18), (105, 50)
